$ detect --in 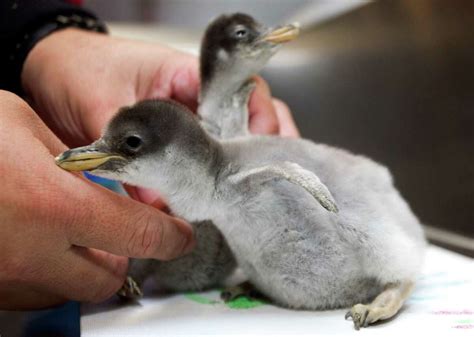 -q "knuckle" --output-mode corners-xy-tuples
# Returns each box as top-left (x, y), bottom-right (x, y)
(125, 211), (164, 258)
